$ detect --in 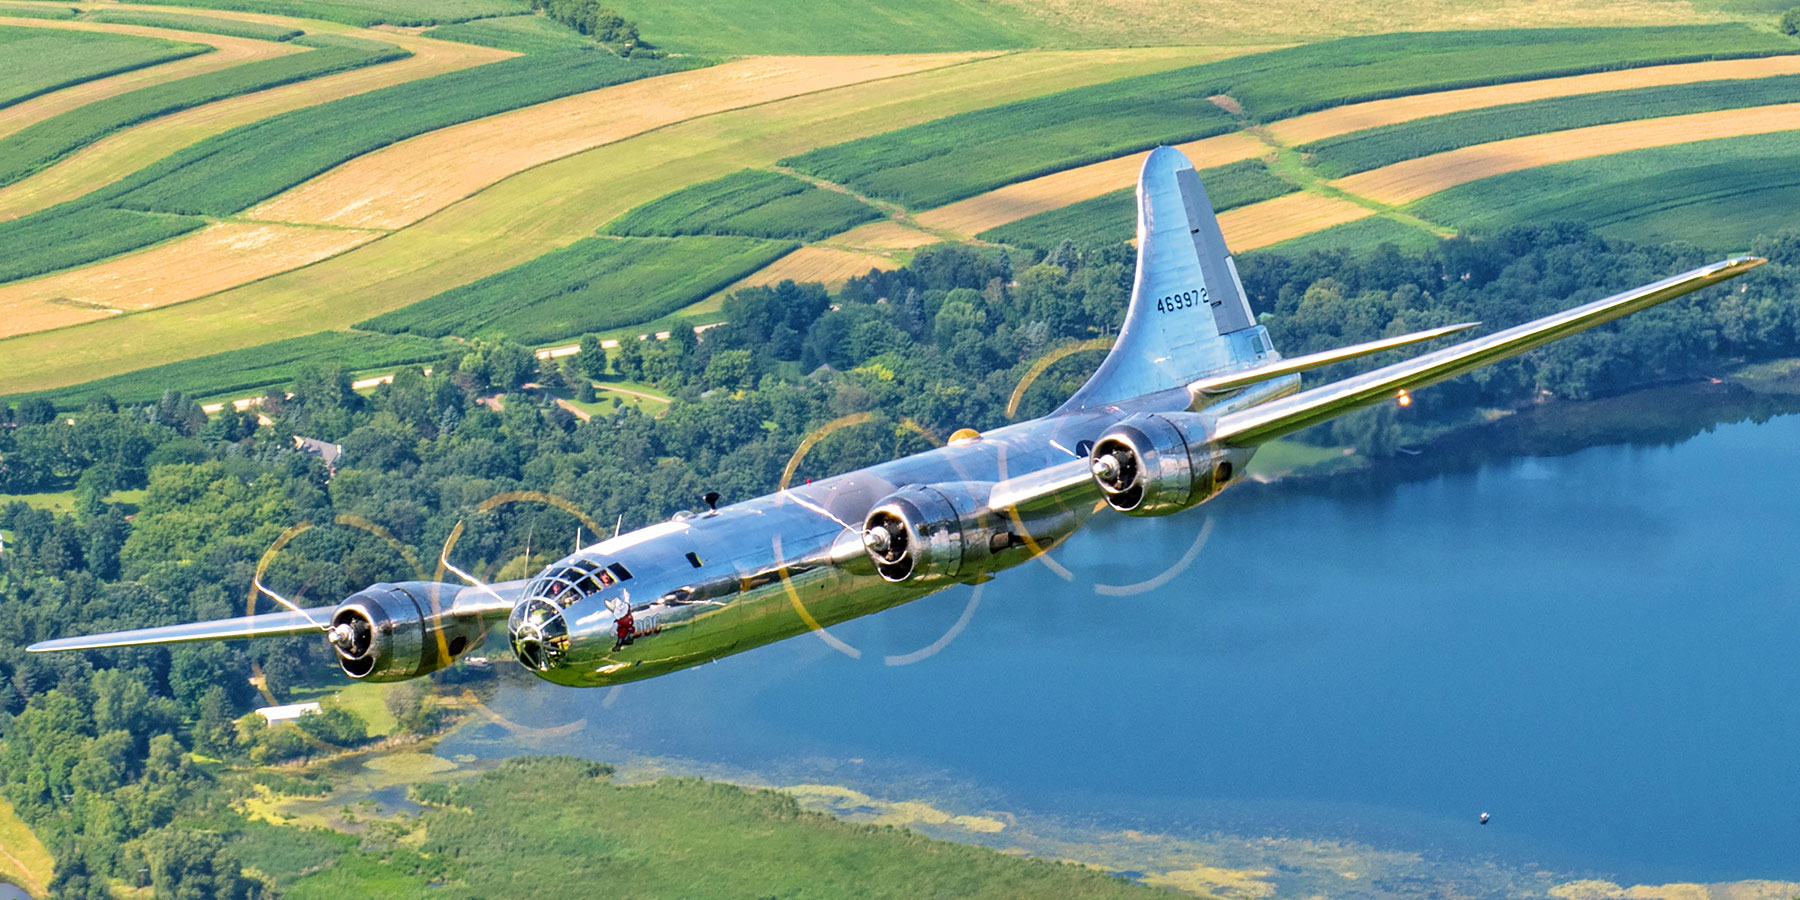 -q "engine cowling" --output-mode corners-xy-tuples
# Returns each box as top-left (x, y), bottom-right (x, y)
(1088, 412), (1240, 516)
(327, 582), (487, 682)
(861, 483), (998, 585)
